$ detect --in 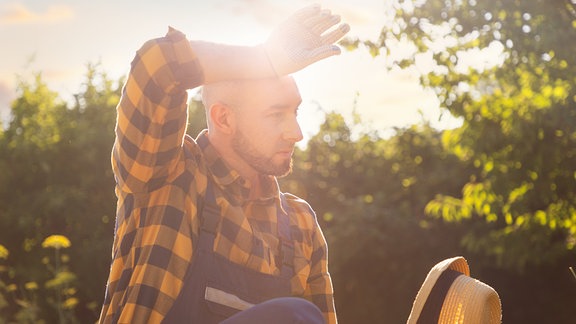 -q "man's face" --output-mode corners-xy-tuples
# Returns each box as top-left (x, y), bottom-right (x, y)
(231, 76), (303, 177)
